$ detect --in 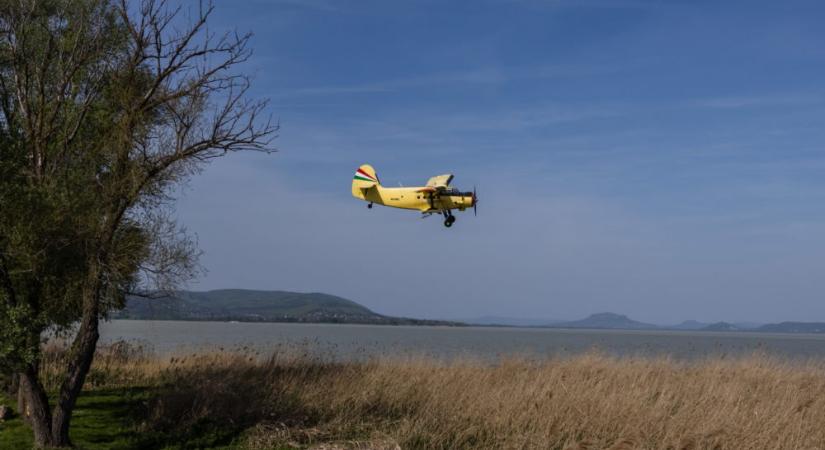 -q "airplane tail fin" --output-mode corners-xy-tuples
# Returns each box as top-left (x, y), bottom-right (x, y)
(352, 164), (380, 199)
